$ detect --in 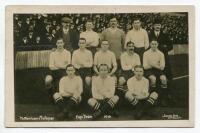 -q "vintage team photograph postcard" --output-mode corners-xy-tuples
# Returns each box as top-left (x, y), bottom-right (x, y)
(5, 5), (195, 127)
